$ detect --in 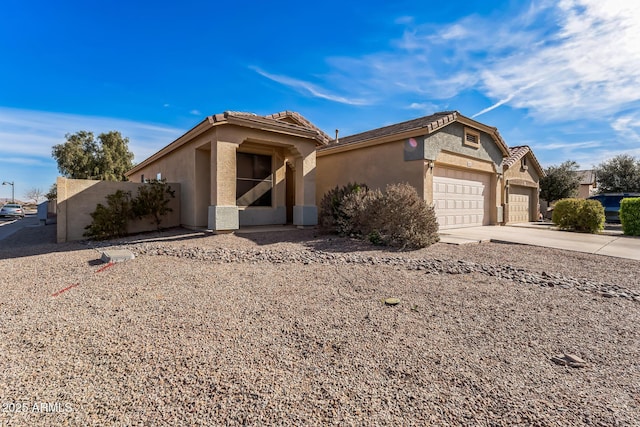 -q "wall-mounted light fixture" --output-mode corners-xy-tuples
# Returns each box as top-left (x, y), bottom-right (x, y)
(427, 160), (435, 170)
